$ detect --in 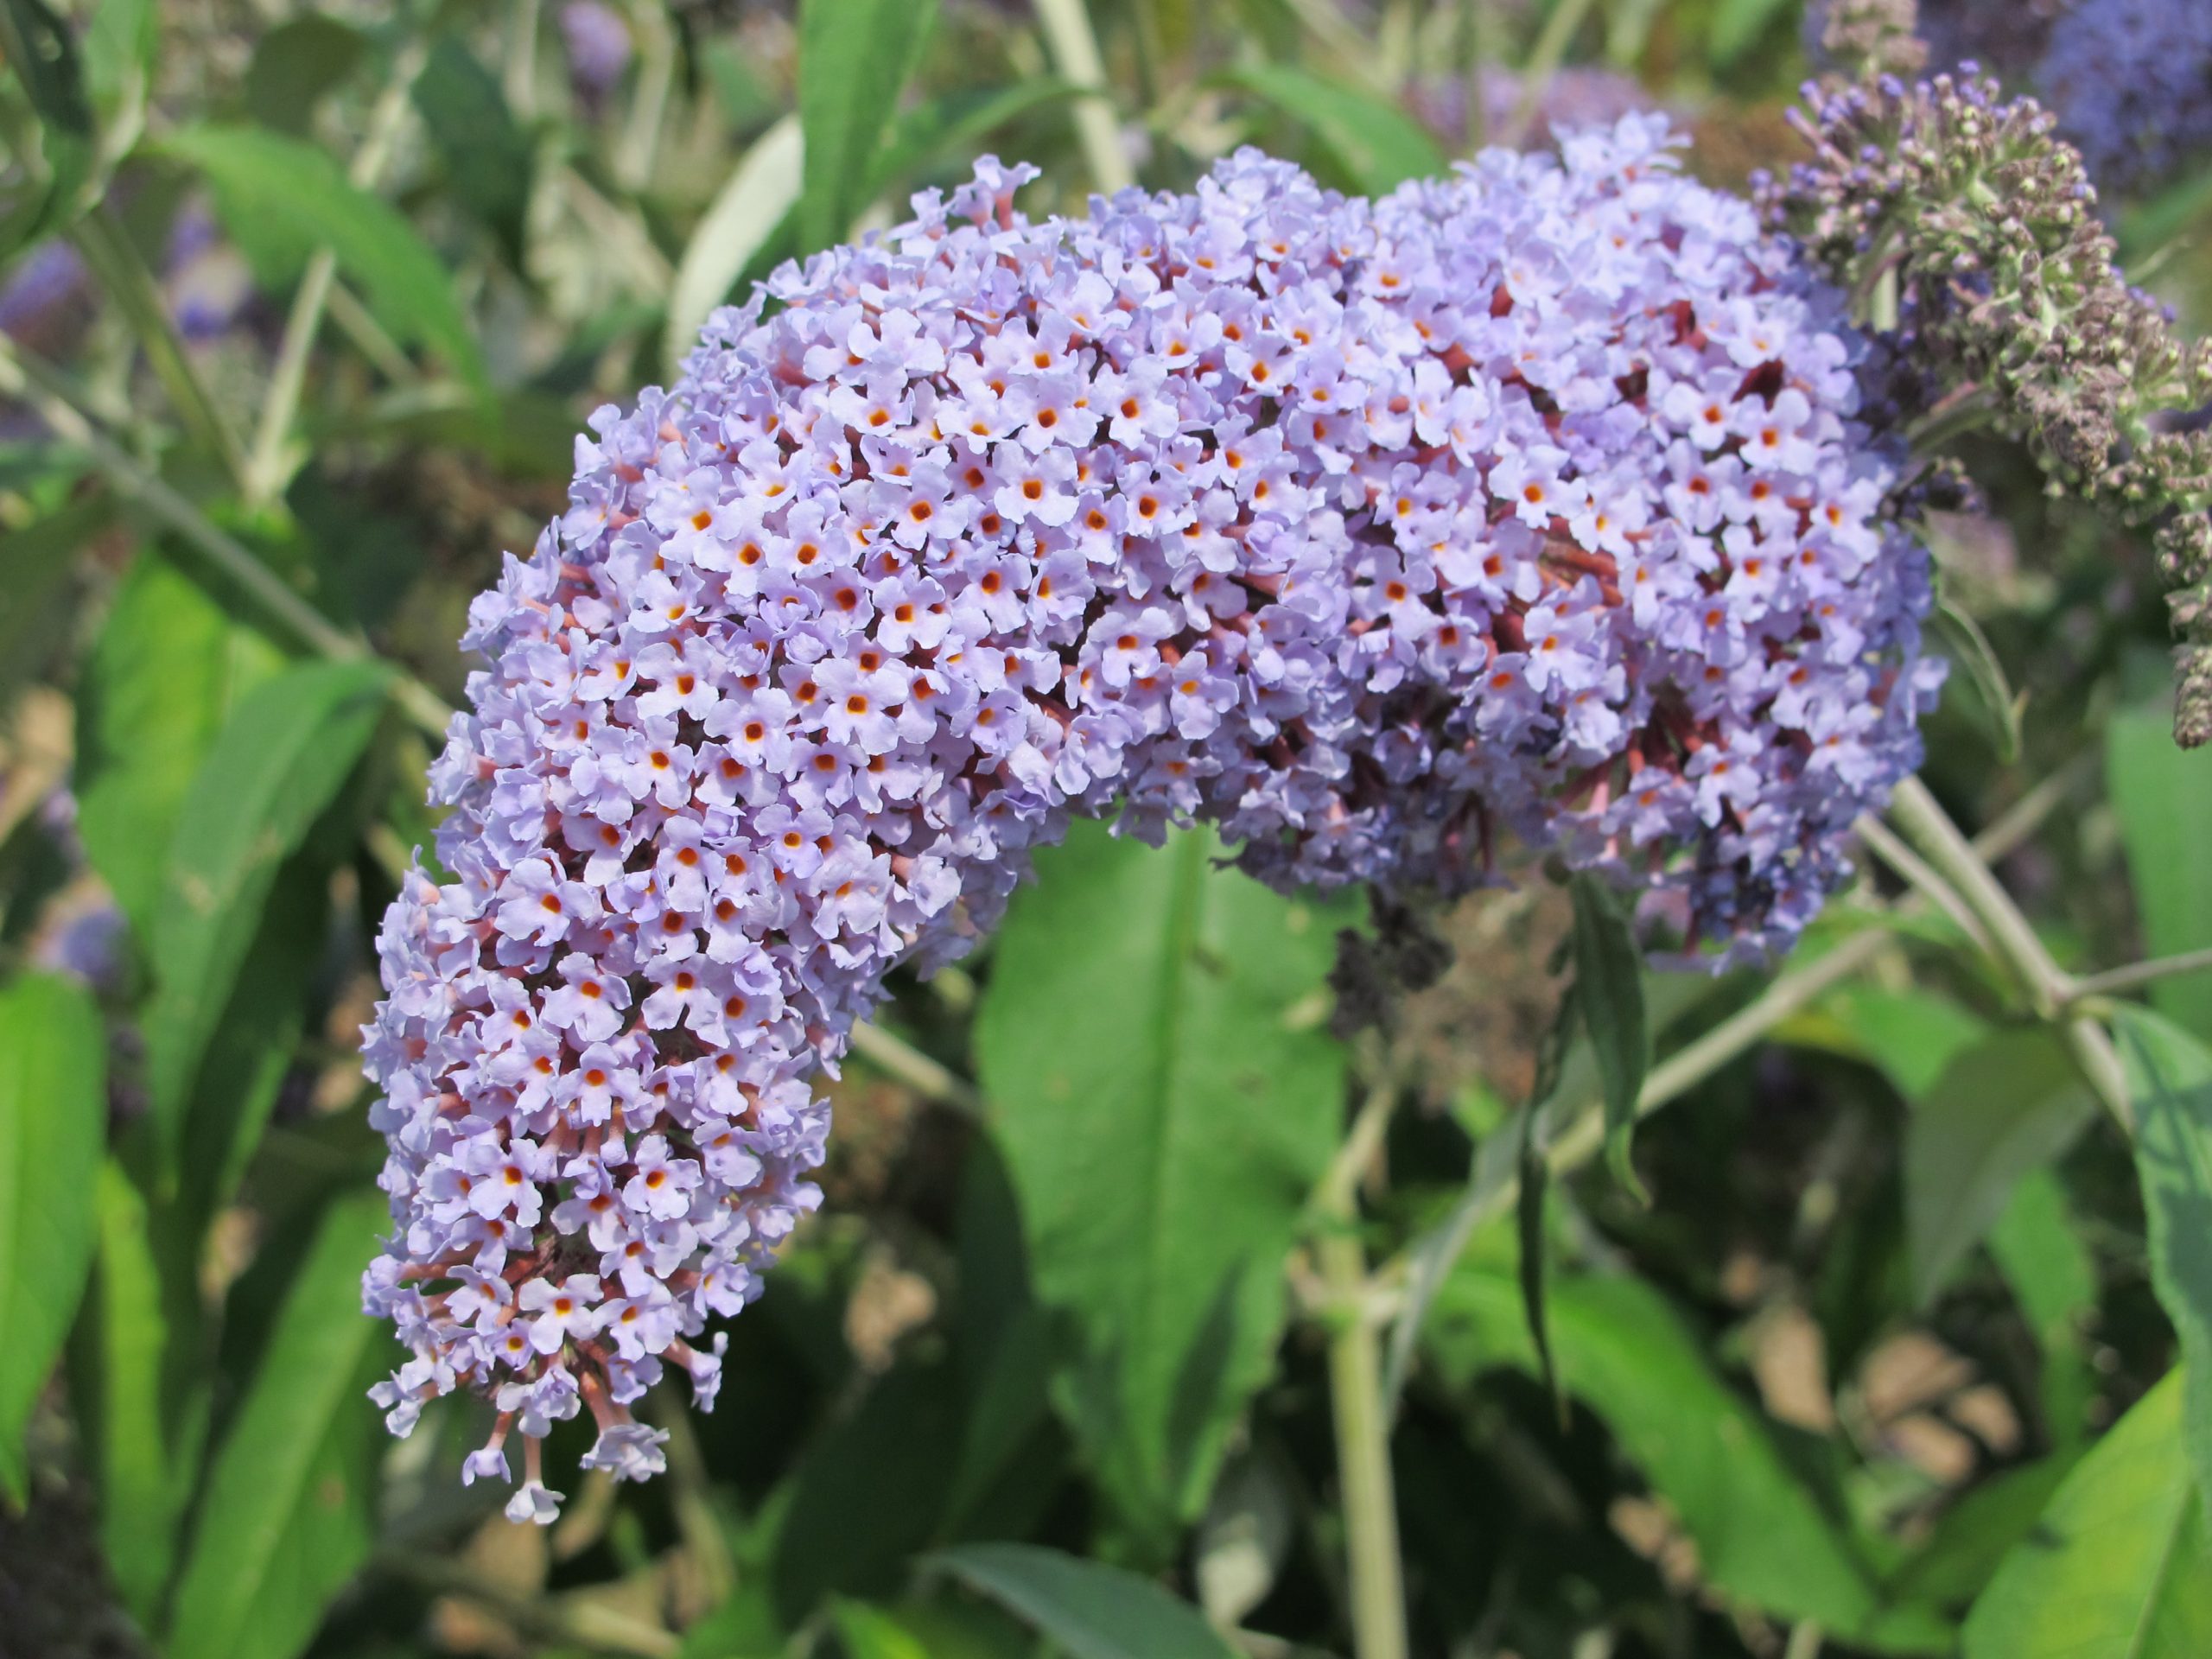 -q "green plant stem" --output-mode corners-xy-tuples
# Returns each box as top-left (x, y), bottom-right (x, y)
(1783, 1623), (1824, 1659)
(1034, 0), (1135, 194)
(0, 334), (454, 743)
(615, 0), (676, 193)
(846, 1020), (981, 1116)
(1885, 775), (2133, 1128)
(67, 207), (250, 489)
(1853, 813), (1993, 955)
(1320, 1220), (1408, 1659)
(641, 1395), (736, 1610)
(245, 43), (427, 509)
(2069, 944), (2212, 1003)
